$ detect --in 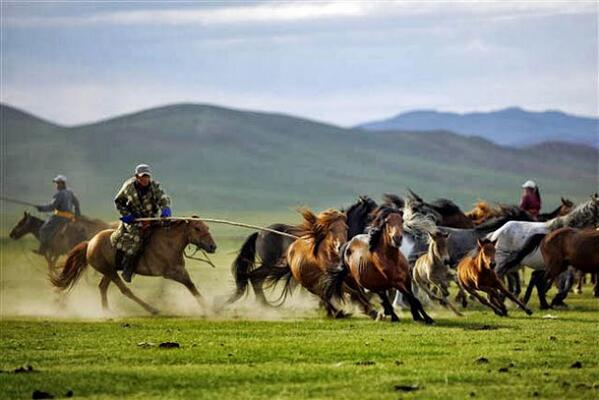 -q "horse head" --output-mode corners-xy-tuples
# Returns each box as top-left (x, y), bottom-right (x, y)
(368, 205), (404, 250)
(428, 230), (451, 266)
(184, 217), (217, 254)
(9, 211), (40, 240)
(476, 238), (497, 269)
